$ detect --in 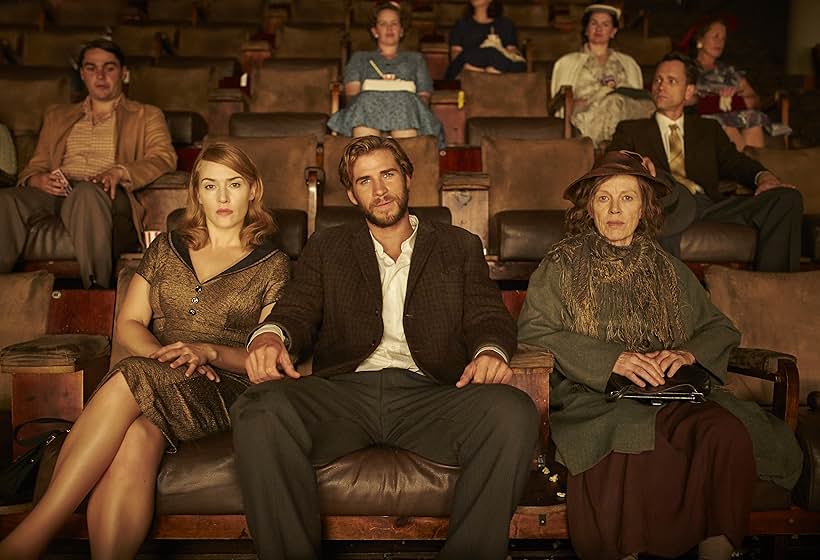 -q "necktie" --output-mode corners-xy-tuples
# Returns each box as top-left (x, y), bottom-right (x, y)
(668, 124), (701, 195)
